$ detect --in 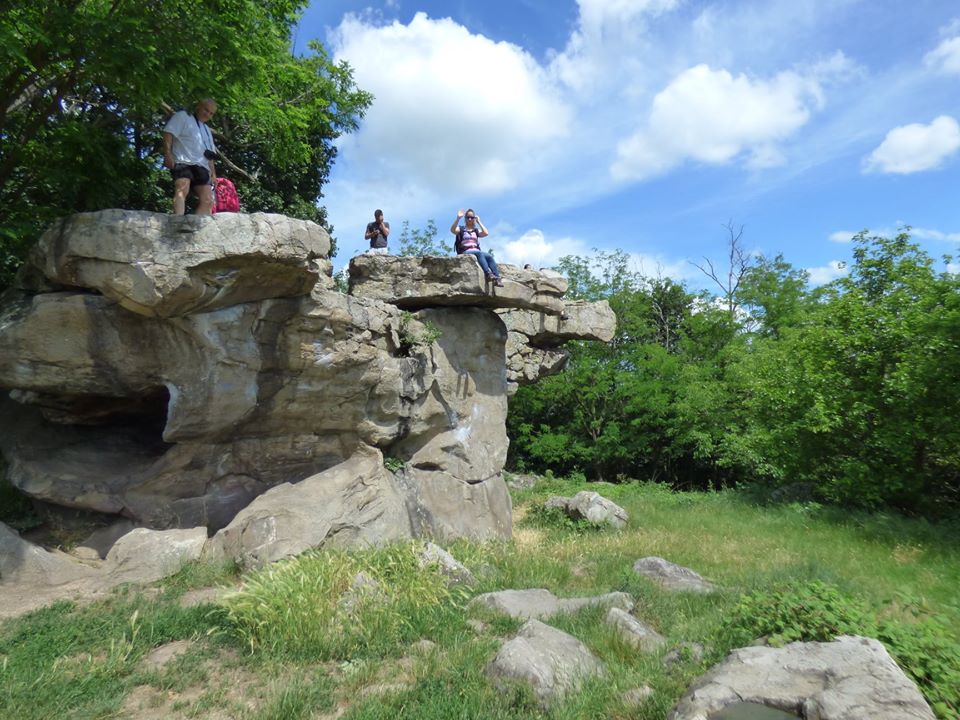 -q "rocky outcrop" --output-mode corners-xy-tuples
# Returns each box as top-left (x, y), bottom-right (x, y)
(0, 520), (206, 619)
(20, 210), (332, 317)
(0, 210), (613, 581)
(499, 299), (616, 394)
(669, 636), (936, 720)
(349, 255), (568, 315)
